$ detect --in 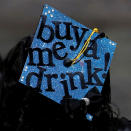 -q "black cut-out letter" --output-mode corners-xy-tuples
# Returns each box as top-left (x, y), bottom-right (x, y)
(44, 74), (58, 92)
(67, 72), (87, 90)
(37, 15), (54, 43)
(70, 26), (89, 51)
(53, 42), (68, 60)
(85, 60), (103, 86)
(84, 40), (100, 59)
(26, 67), (46, 90)
(28, 48), (55, 67)
(60, 73), (72, 98)
(52, 21), (73, 40)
